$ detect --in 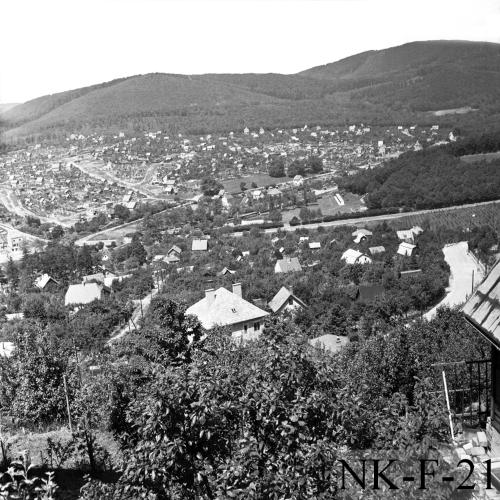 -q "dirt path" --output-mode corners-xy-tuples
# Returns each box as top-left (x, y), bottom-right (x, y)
(424, 241), (485, 321)
(107, 285), (161, 343)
